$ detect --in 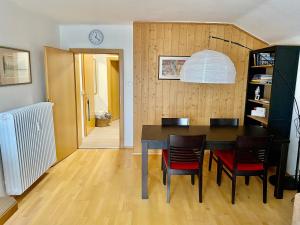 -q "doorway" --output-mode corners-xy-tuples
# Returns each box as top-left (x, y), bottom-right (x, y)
(72, 49), (124, 149)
